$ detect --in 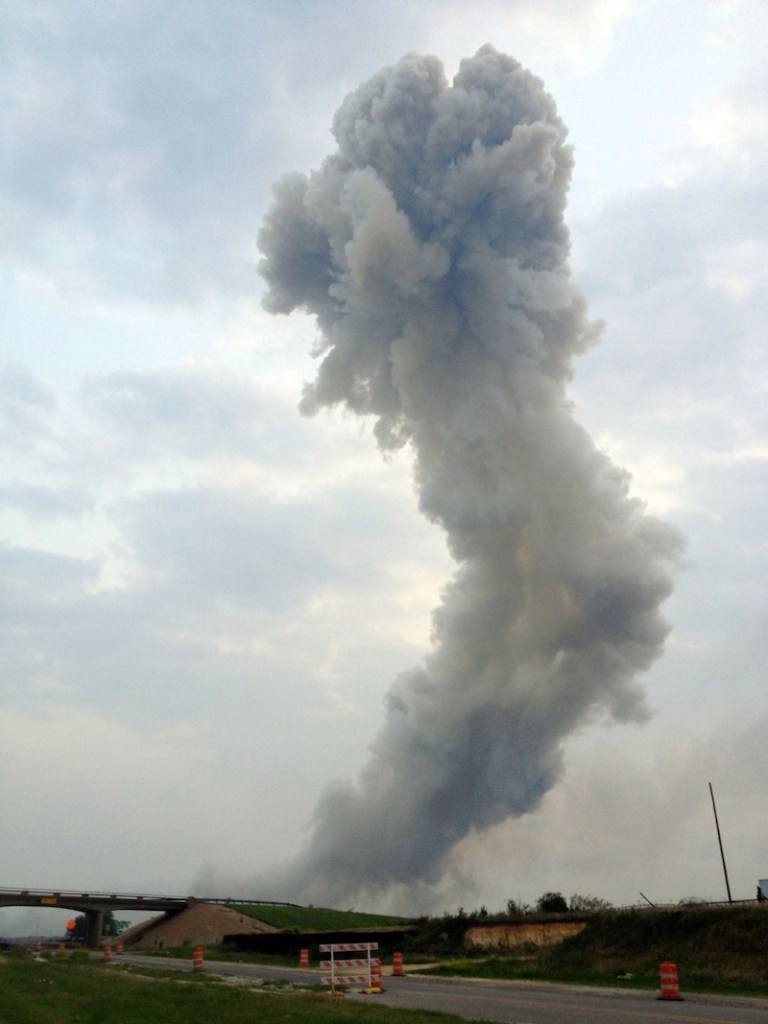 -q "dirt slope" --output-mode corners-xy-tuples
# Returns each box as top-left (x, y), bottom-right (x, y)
(126, 903), (278, 949)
